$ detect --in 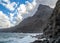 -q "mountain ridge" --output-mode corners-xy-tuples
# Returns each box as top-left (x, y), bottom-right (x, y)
(0, 4), (53, 33)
